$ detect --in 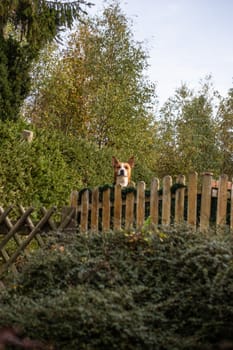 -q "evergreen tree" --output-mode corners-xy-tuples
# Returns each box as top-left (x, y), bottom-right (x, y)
(0, 0), (92, 120)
